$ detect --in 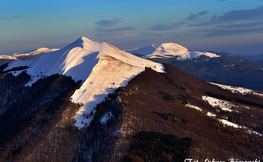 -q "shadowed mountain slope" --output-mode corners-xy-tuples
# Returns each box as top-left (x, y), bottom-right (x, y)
(149, 55), (263, 90)
(115, 63), (263, 161)
(0, 62), (262, 161)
